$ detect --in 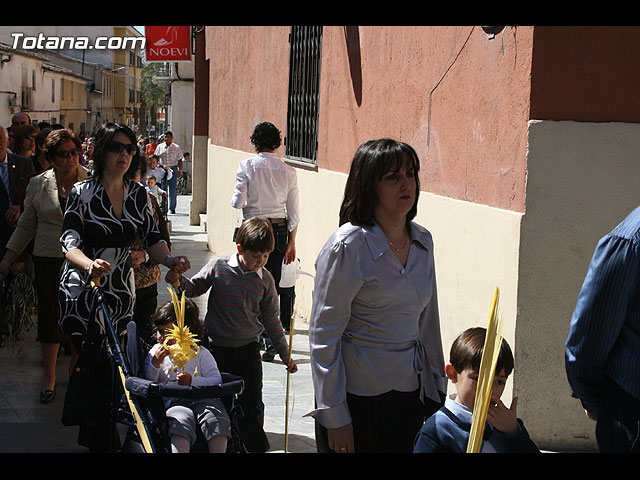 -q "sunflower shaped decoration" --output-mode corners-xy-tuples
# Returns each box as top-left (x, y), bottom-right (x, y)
(164, 286), (200, 376)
